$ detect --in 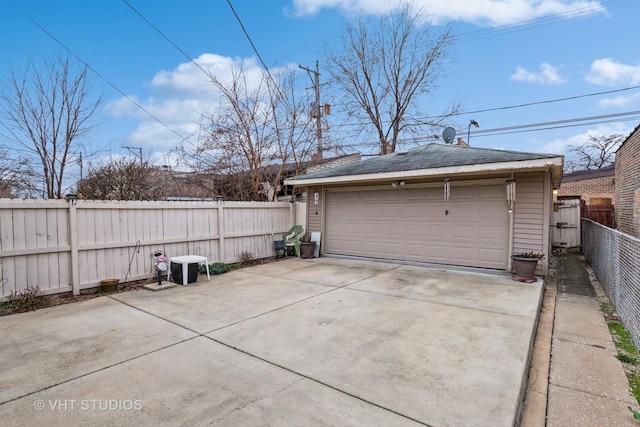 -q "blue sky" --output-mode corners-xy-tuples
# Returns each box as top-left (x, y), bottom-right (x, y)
(2, 0), (640, 175)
